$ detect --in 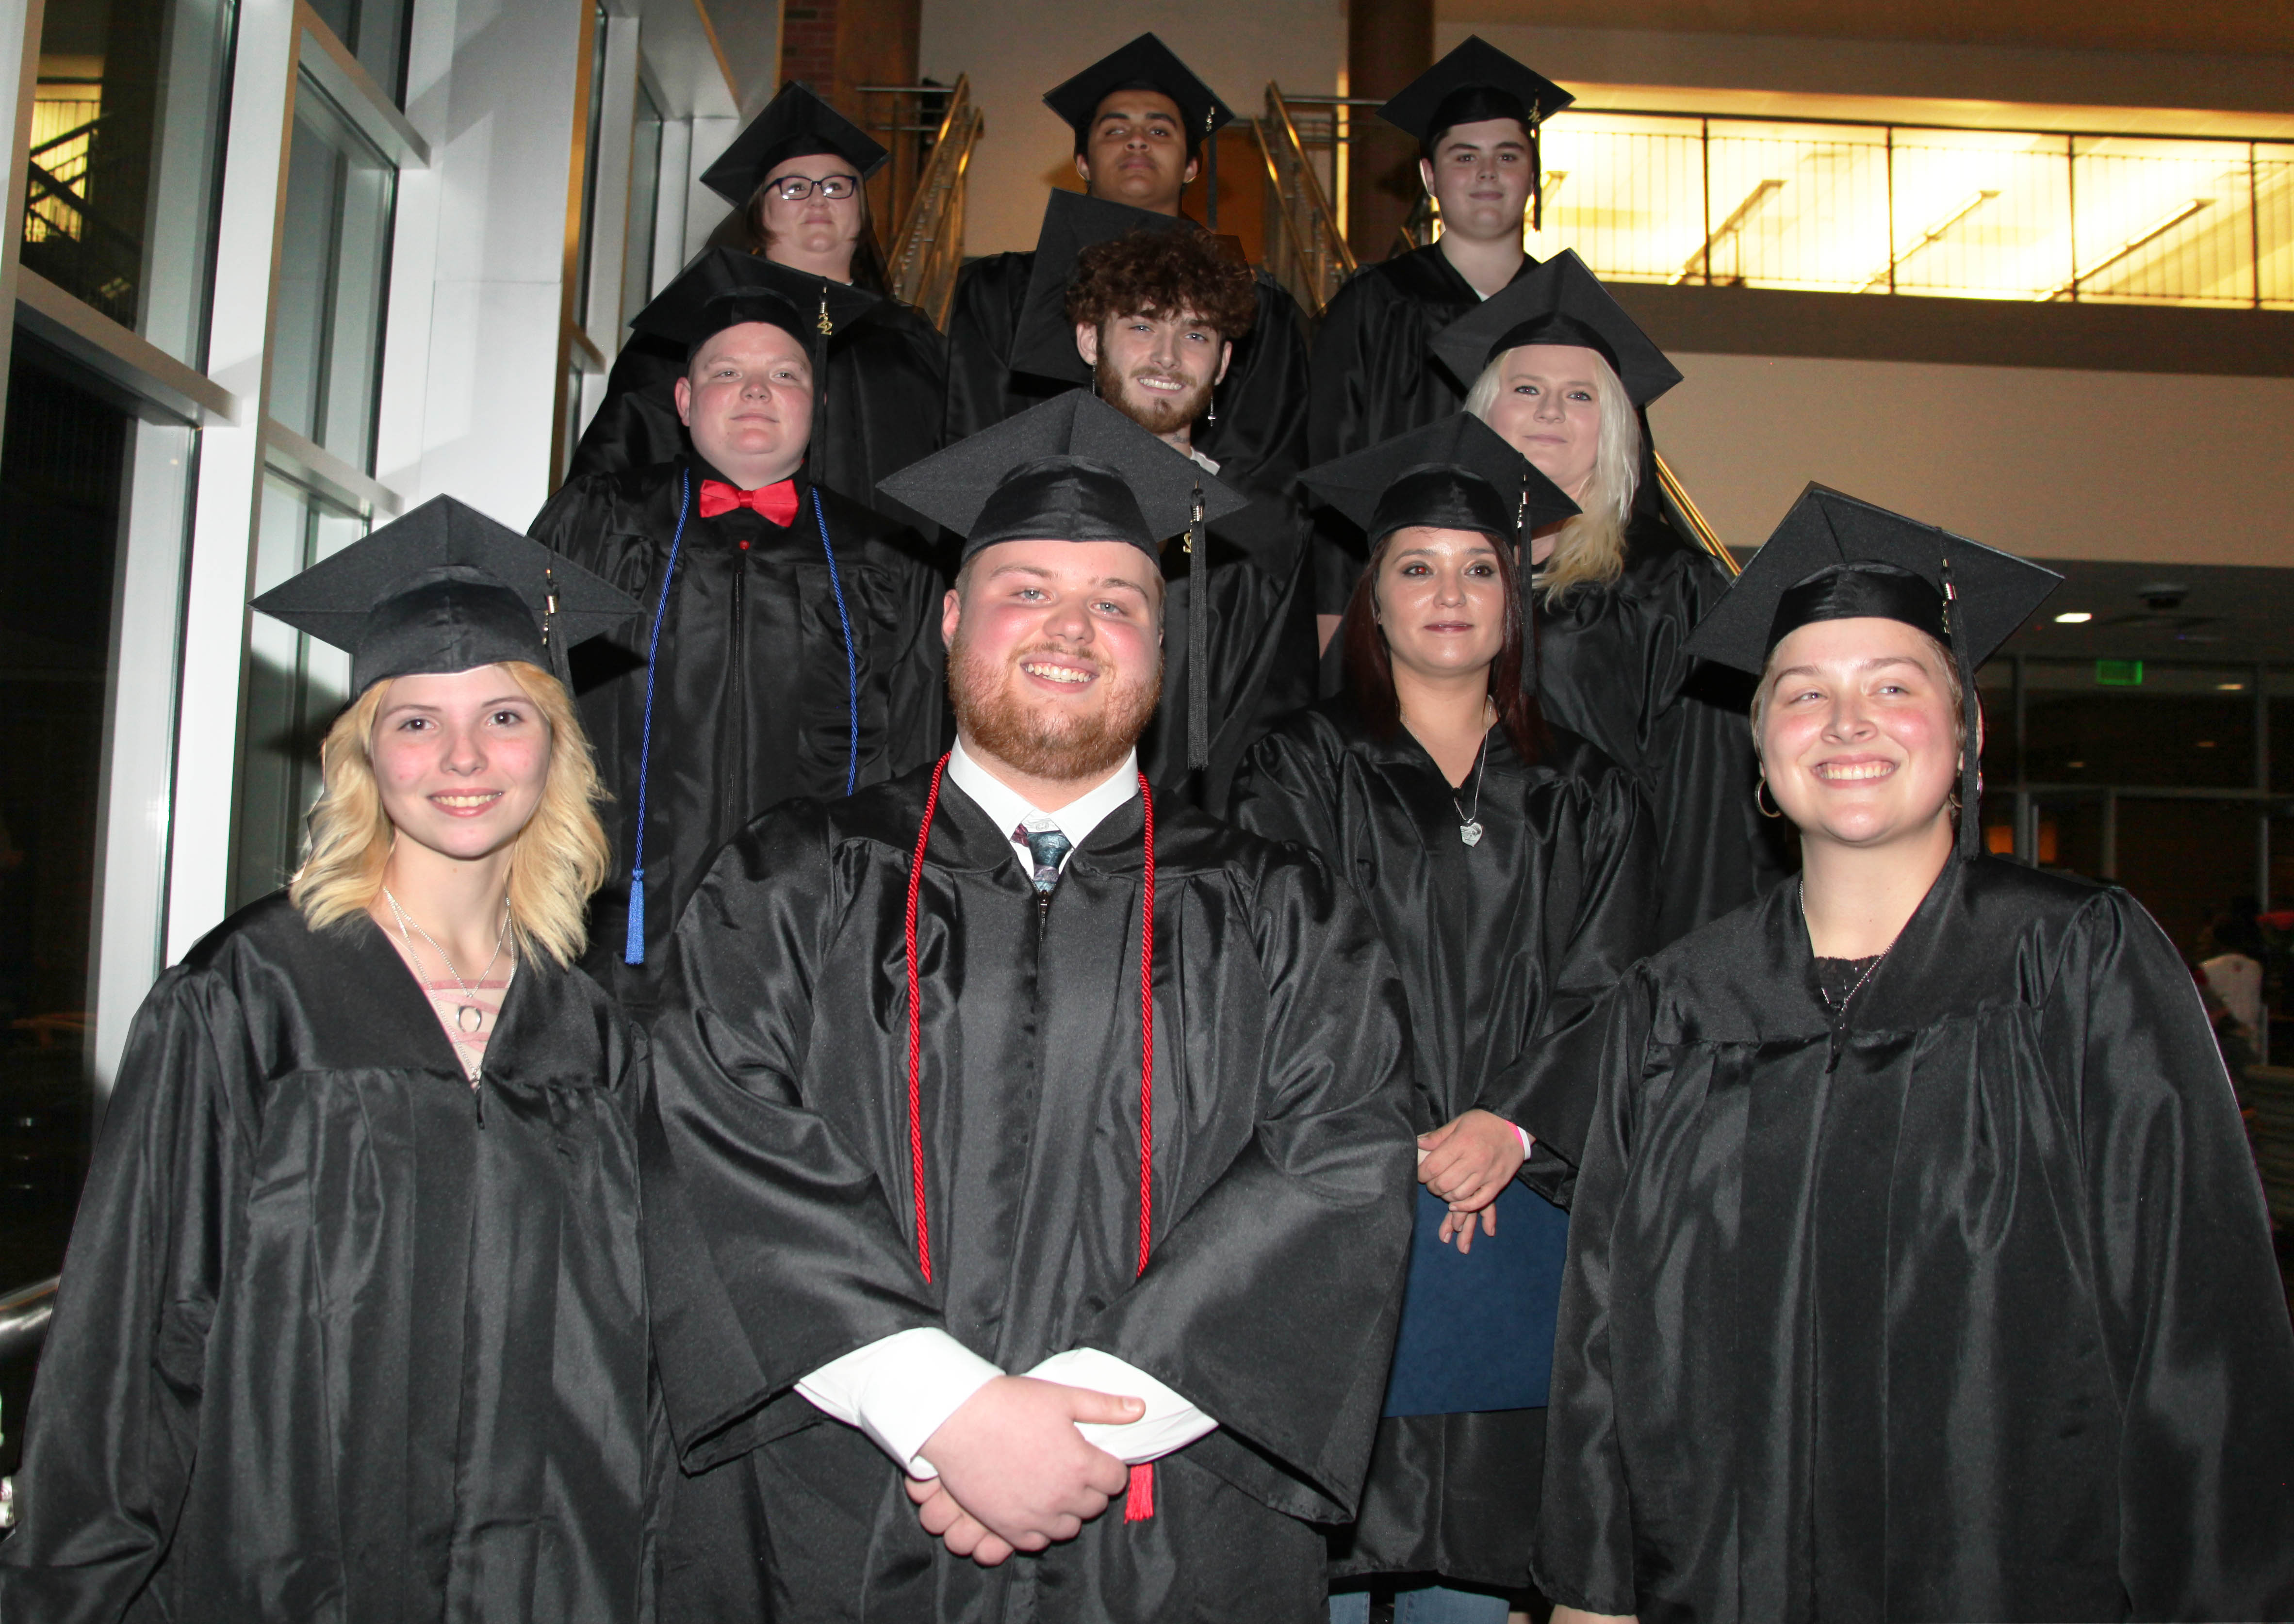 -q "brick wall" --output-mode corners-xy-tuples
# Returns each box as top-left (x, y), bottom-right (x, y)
(781, 1), (839, 93)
